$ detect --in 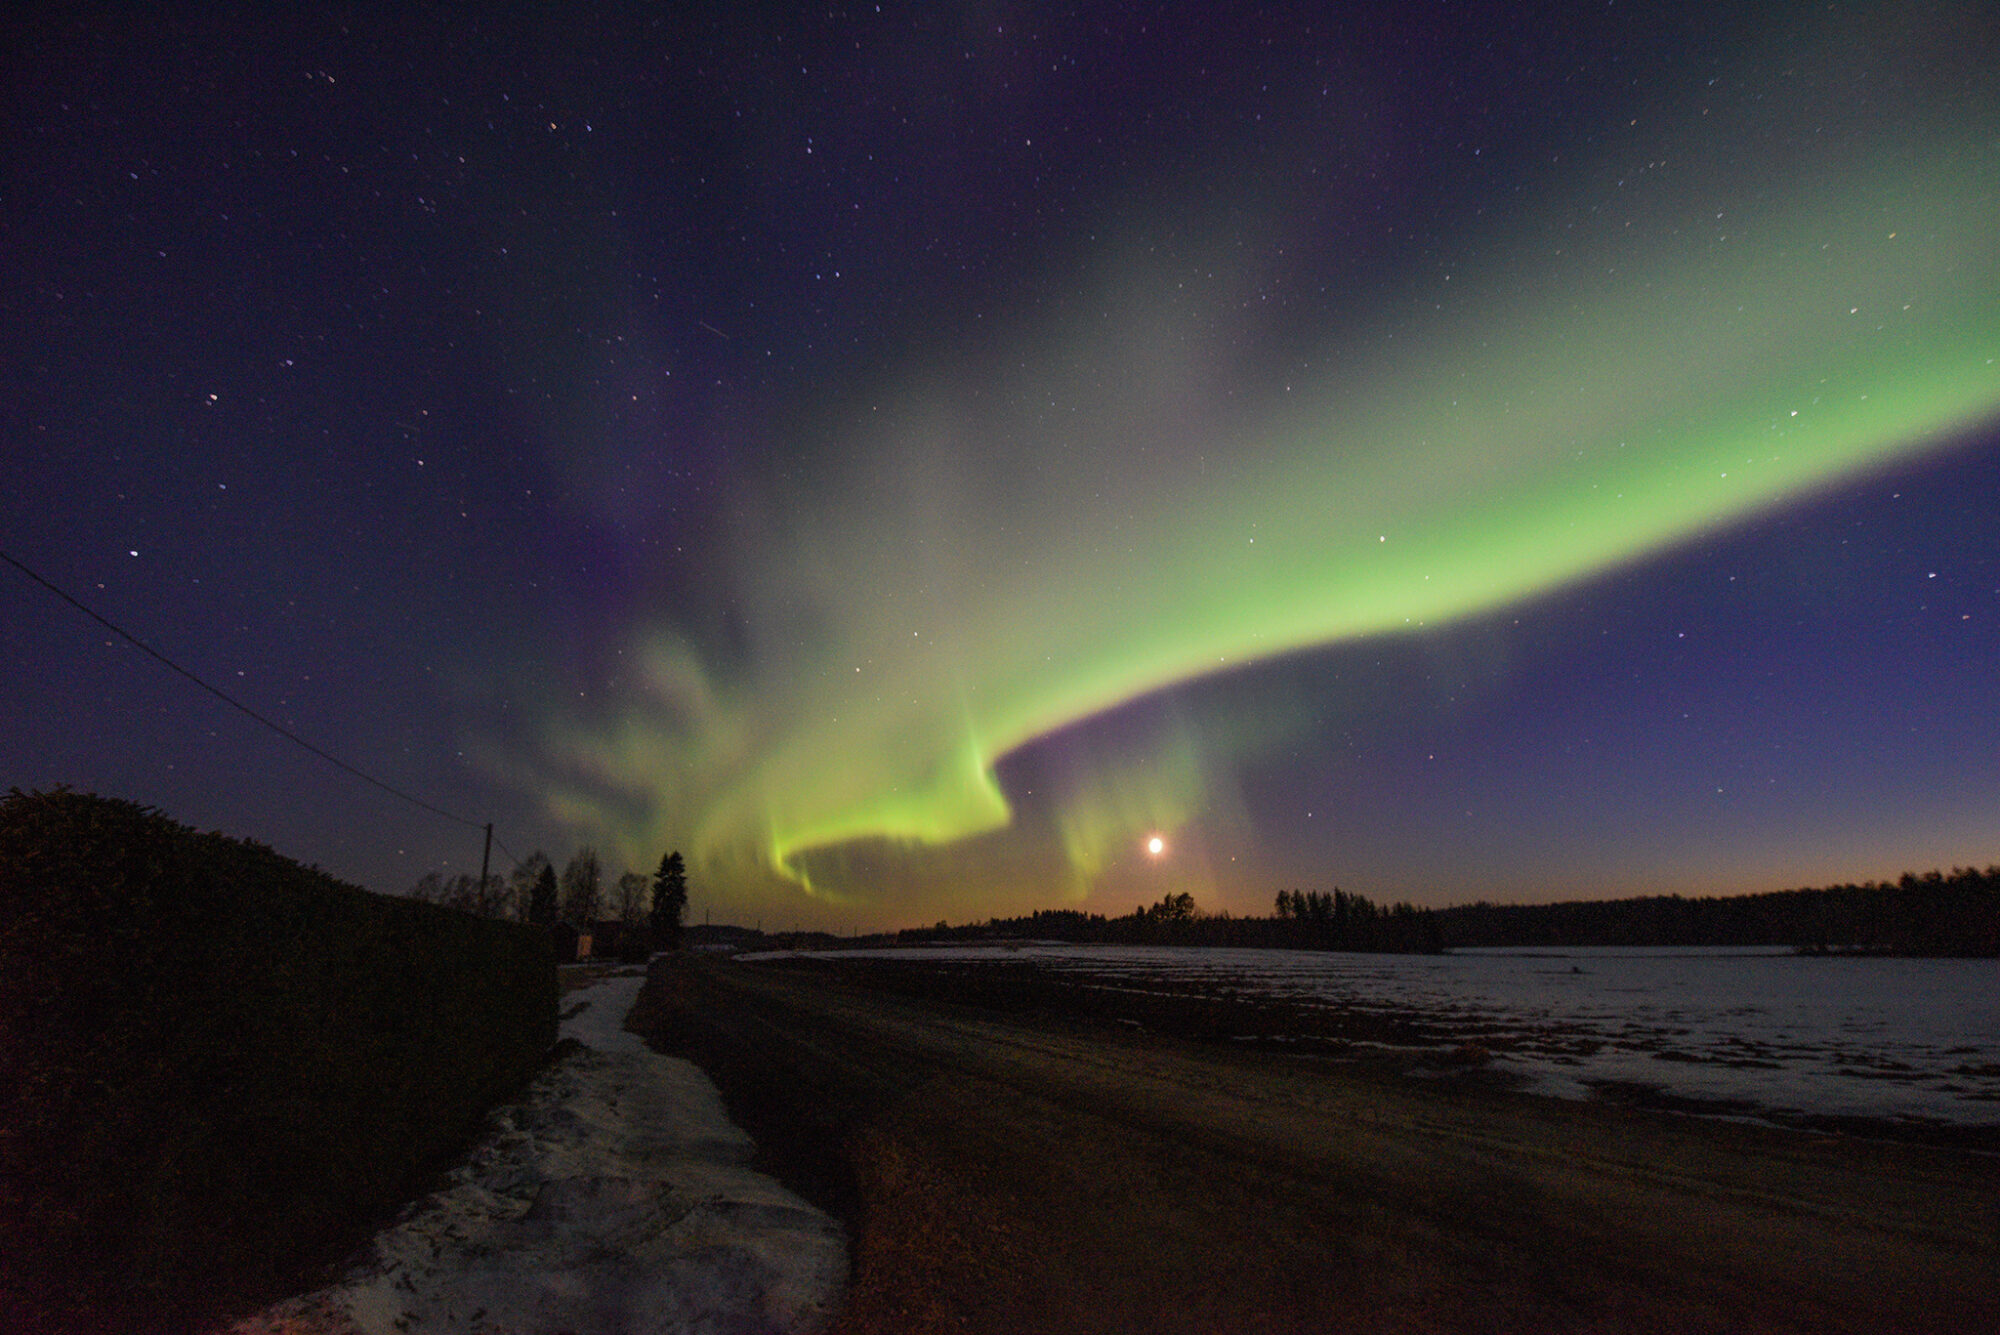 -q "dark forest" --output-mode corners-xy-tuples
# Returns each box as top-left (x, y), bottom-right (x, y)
(874, 866), (1999, 957)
